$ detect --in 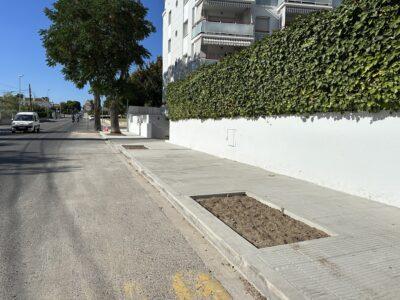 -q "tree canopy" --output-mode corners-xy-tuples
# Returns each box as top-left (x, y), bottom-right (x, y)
(60, 101), (82, 114)
(105, 56), (163, 110)
(40, 0), (154, 131)
(0, 93), (19, 113)
(129, 56), (163, 108)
